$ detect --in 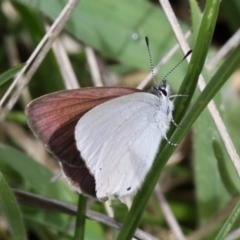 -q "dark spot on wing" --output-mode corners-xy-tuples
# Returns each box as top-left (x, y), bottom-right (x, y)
(127, 187), (131, 191)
